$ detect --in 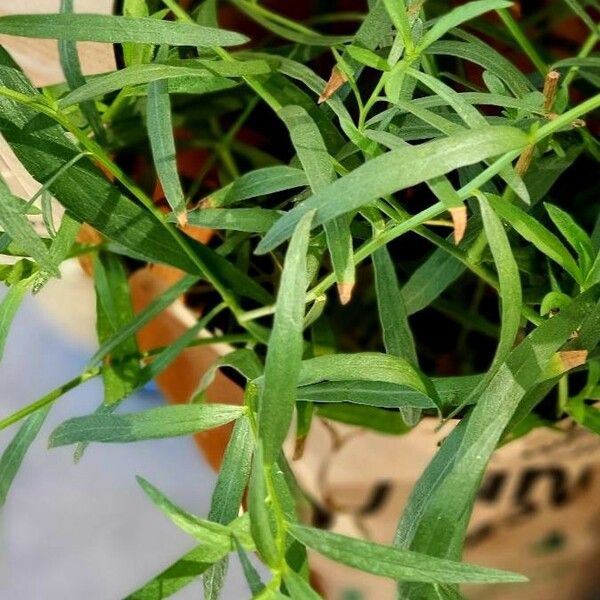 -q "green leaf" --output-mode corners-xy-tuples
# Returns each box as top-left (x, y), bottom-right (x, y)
(58, 0), (105, 142)
(569, 404), (600, 435)
(478, 193), (522, 380)
(346, 46), (390, 71)
(86, 253), (140, 461)
(125, 544), (229, 599)
(425, 39), (533, 97)
(283, 570), (322, 599)
(234, 536), (265, 595)
(137, 477), (233, 559)
(0, 180), (58, 277)
(204, 166), (308, 208)
(486, 194), (582, 283)
(121, 0), (152, 67)
(279, 105), (354, 301)
(288, 524), (527, 584)
(0, 14), (248, 46)
(196, 349), (263, 400)
(401, 247), (465, 315)
(204, 416), (255, 600)
(48, 403), (245, 446)
(291, 353), (439, 407)
(258, 210), (314, 464)
(88, 274), (197, 366)
(373, 245), (420, 424)
(256, 126), (528, 253)
(297, 375), (481, 411)
(230, 0), (350, 46)
(179, 207), (281, 233)
(0, 404), (50, 508)
(0, 276), (30, 361)
(248, 443), (278, 566)
(147, 77), (187, 225)
(373, 246), (417, 364)
(544, 202), (593, 263)
(418, 1), (512, 51)
(383, 0), (413, 51)
(59, 63), (235, 107)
